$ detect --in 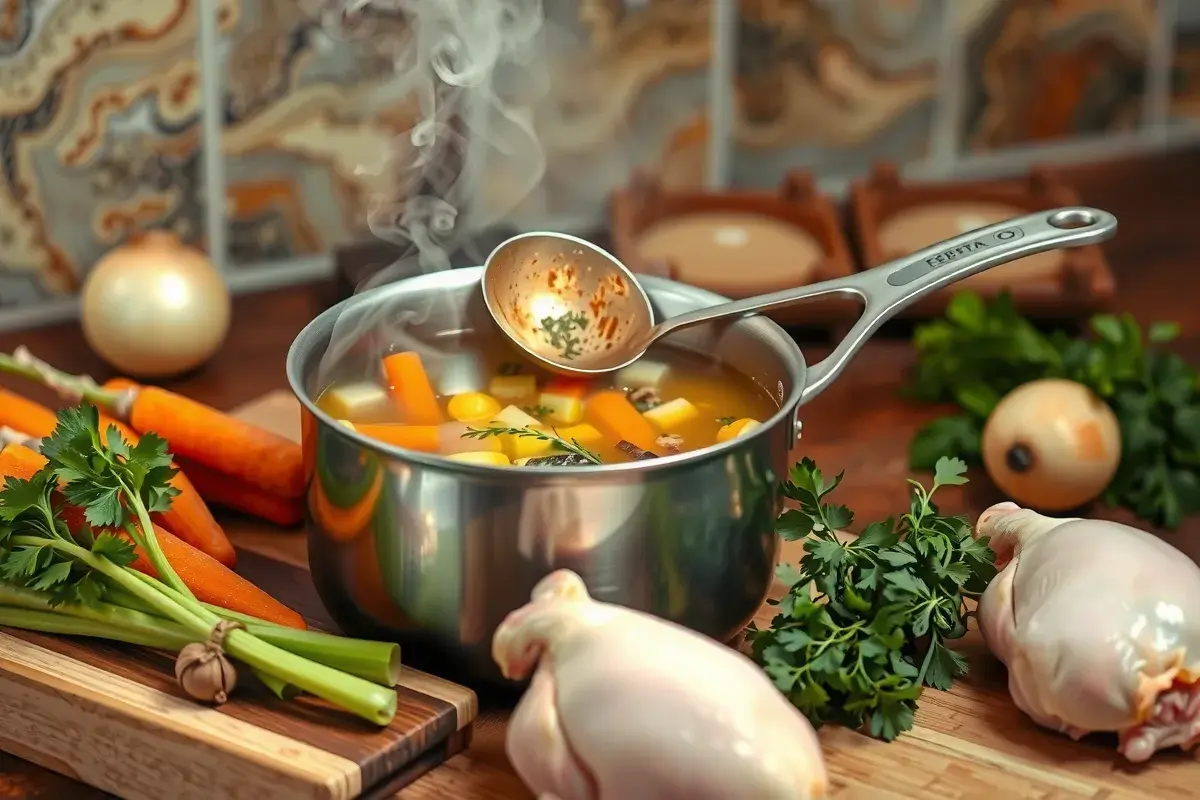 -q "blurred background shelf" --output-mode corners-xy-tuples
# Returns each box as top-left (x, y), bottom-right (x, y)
(1, 0), (1197, 330)
(848, 162), (1116, 319)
